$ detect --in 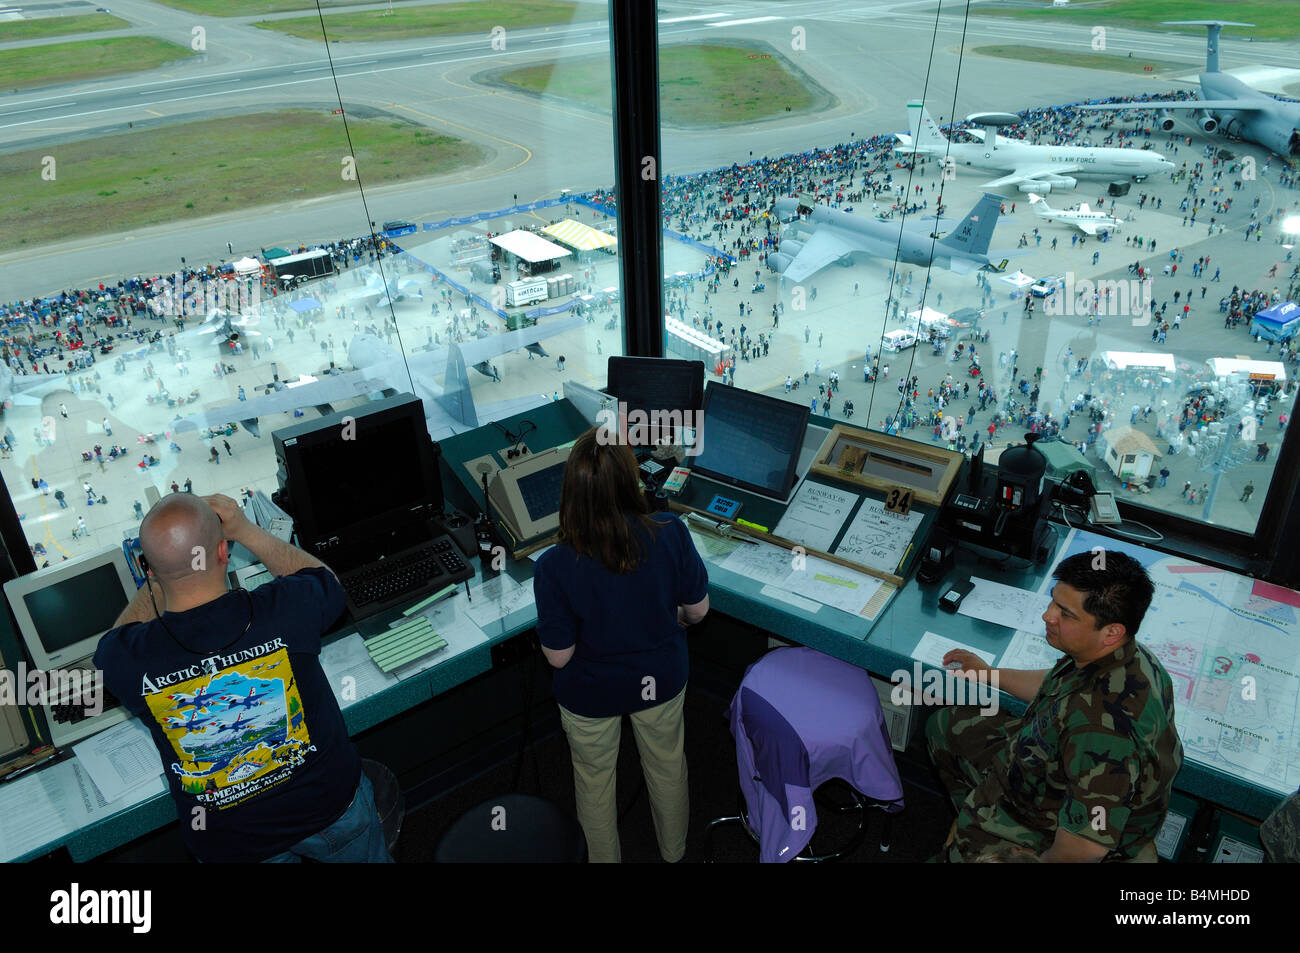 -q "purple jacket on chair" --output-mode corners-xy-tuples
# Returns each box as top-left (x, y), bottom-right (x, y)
(727, 646), (904, 862)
